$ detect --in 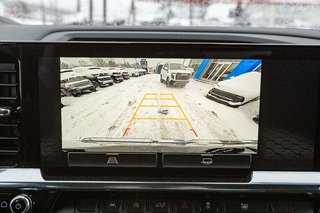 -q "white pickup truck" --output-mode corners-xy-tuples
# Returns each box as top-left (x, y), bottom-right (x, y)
(160, 63), (192, 87)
